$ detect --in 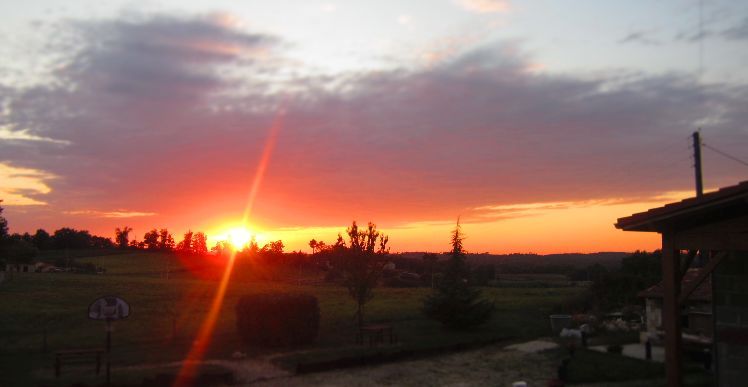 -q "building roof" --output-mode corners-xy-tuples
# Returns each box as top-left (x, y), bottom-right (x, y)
(638, 268), (711, 302)
(615, 180), (748, 232)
